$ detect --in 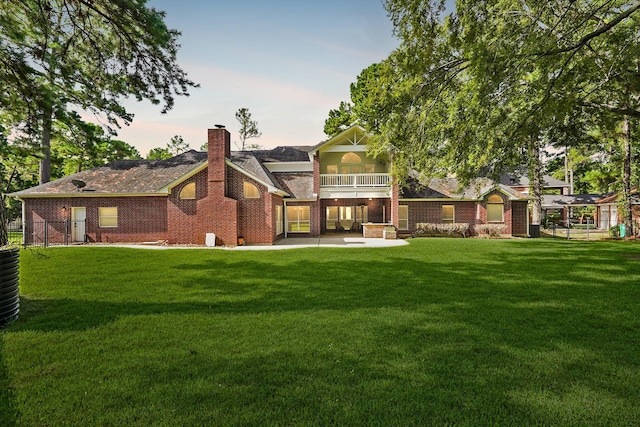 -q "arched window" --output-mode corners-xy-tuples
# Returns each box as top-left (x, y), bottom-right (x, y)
(243, 181), (260, 198)
(341, 152), (362, 163)
(487, 194), (504, 222)
(179, 182), (196, 200)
